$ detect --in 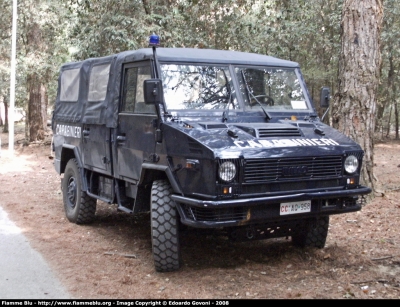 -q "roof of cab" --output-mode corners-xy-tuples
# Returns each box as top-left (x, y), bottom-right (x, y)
(64, 47), (300, 68)
(122, 48), (300, 67)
